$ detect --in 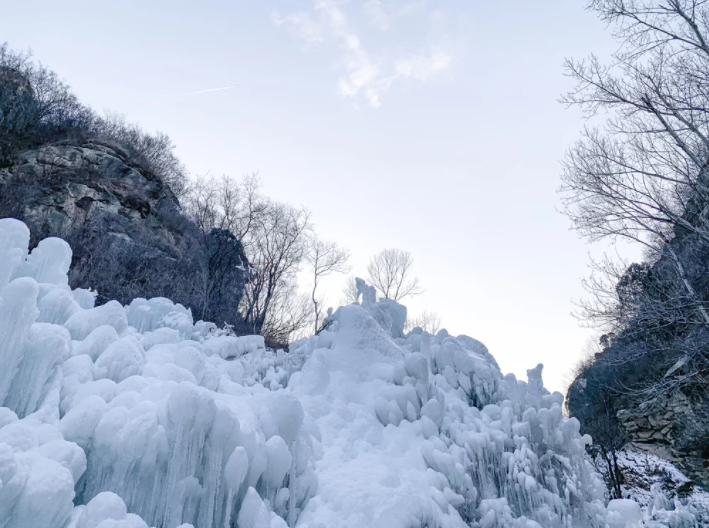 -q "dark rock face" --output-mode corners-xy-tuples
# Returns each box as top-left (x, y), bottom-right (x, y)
(616, 394), (709, 486)
(566, 190), (709, 488)
(0, 139), (247, 328)
(2, 140), (186, 245)
(0, 54), (248, 332)
(568, 359), (709, 487)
